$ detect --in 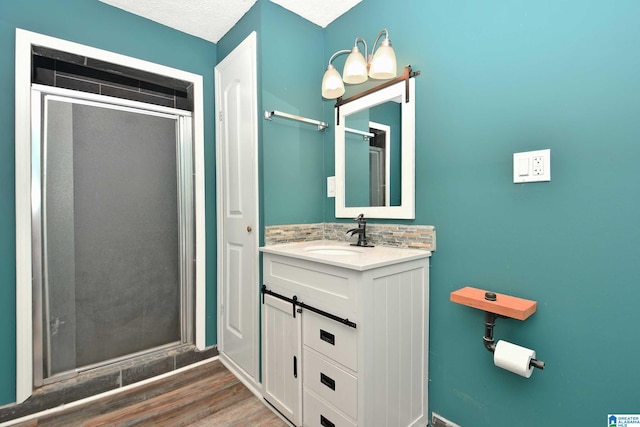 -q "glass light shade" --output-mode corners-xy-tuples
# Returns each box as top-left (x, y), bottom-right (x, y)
(368, 39), (397, 80)
(342, 47), (368, 84)
(321, 64), (345, 99)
